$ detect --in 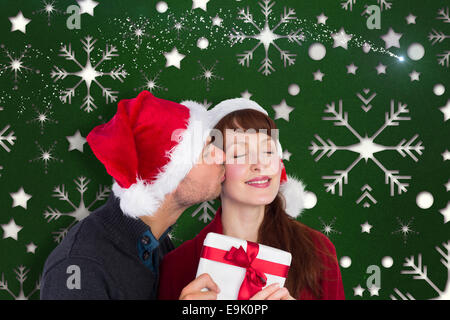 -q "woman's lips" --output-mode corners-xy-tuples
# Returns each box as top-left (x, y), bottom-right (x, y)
(245, 178), (271, 188)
